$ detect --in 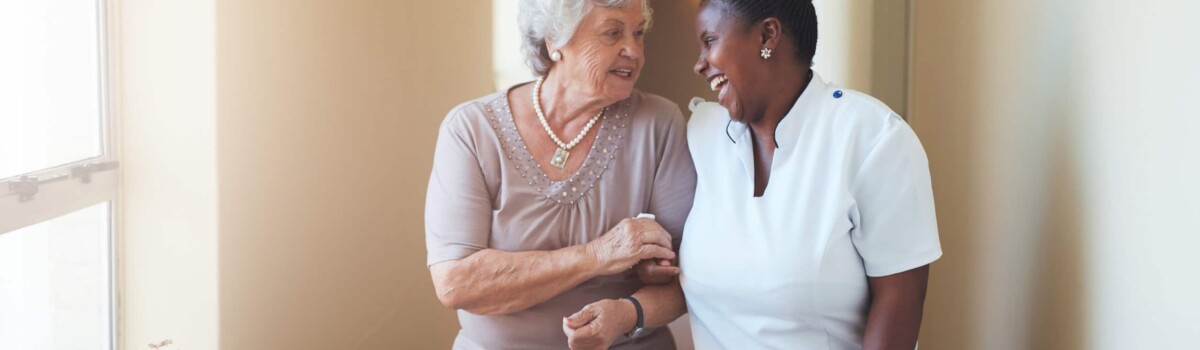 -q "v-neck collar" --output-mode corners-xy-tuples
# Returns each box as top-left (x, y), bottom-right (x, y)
(483, 87), (634, 205)
(725, 72), (830, 151)
(725, 72), (831, 198)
